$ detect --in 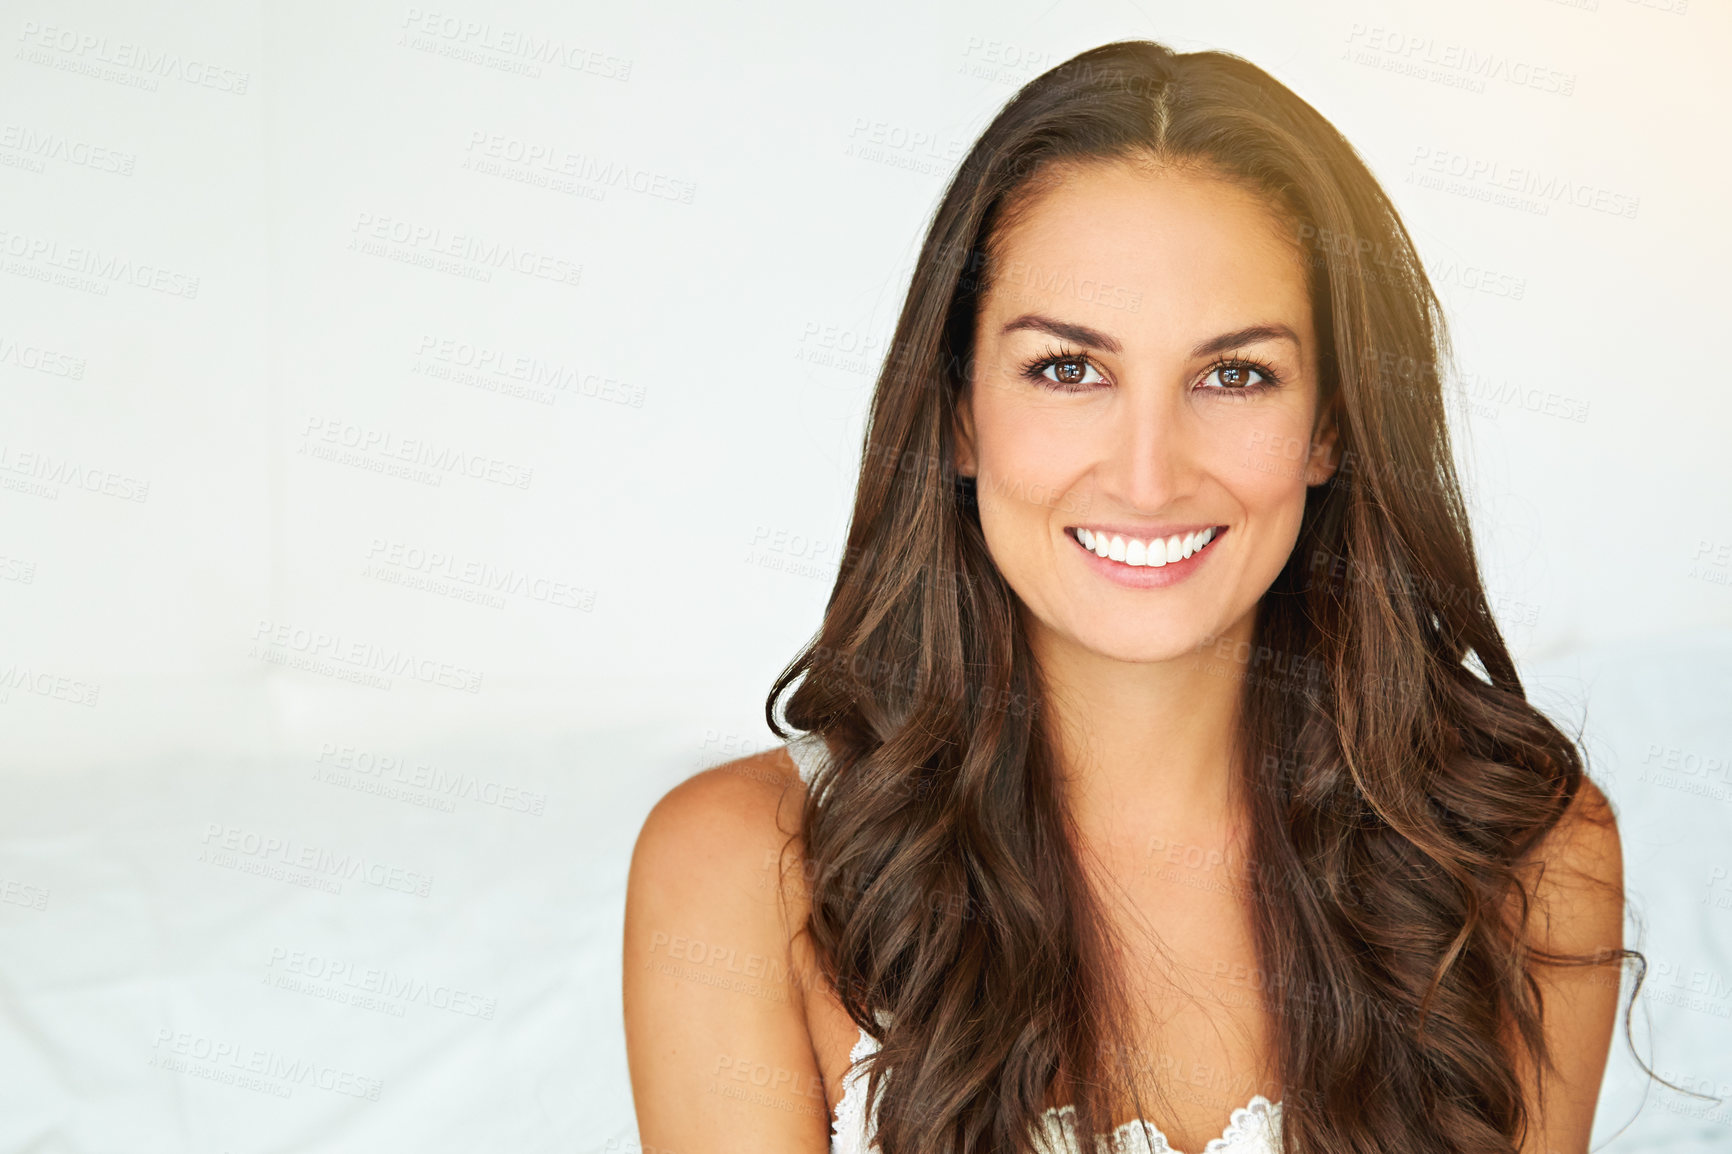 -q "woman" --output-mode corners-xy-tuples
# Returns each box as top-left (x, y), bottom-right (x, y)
(625, 39), (1651, 1154)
